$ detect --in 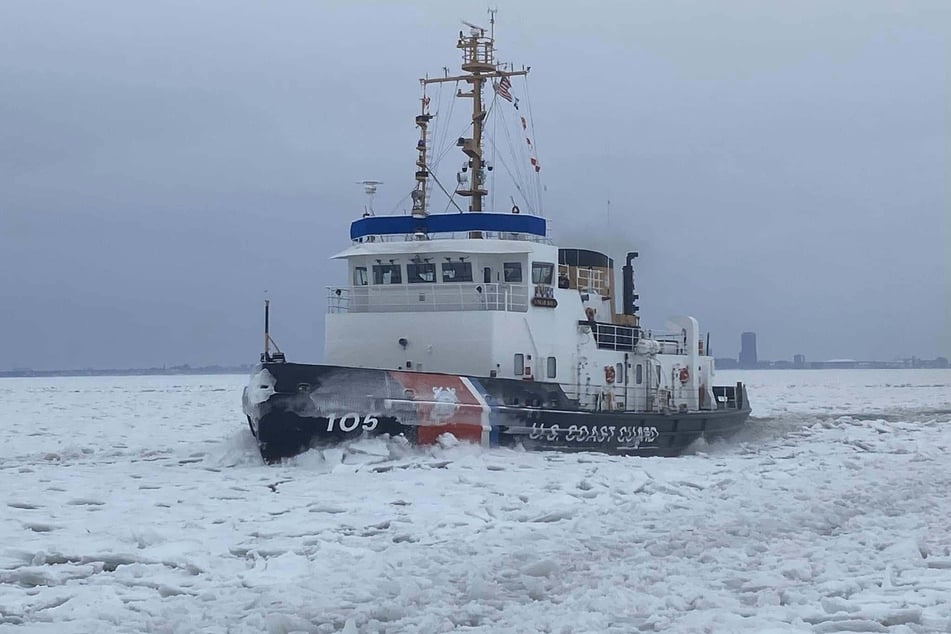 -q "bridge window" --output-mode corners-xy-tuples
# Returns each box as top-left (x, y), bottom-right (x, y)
(442, 261), (473, 282)
(636, 363), (643, 385)
(532, 262), (554, 285)
(353, 266), (368, 286)
(372, 264), (402, 285)
(407, 262), (436, 284)
(514, 353), (524, 376)
(503, 262), (522, 283)
(546, 356), (557, 379)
